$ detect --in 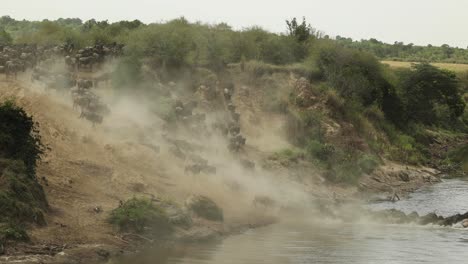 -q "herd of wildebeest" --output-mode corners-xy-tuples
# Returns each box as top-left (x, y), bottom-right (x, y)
(0, 43), (123, 125)
(0, 42), (249, 156)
